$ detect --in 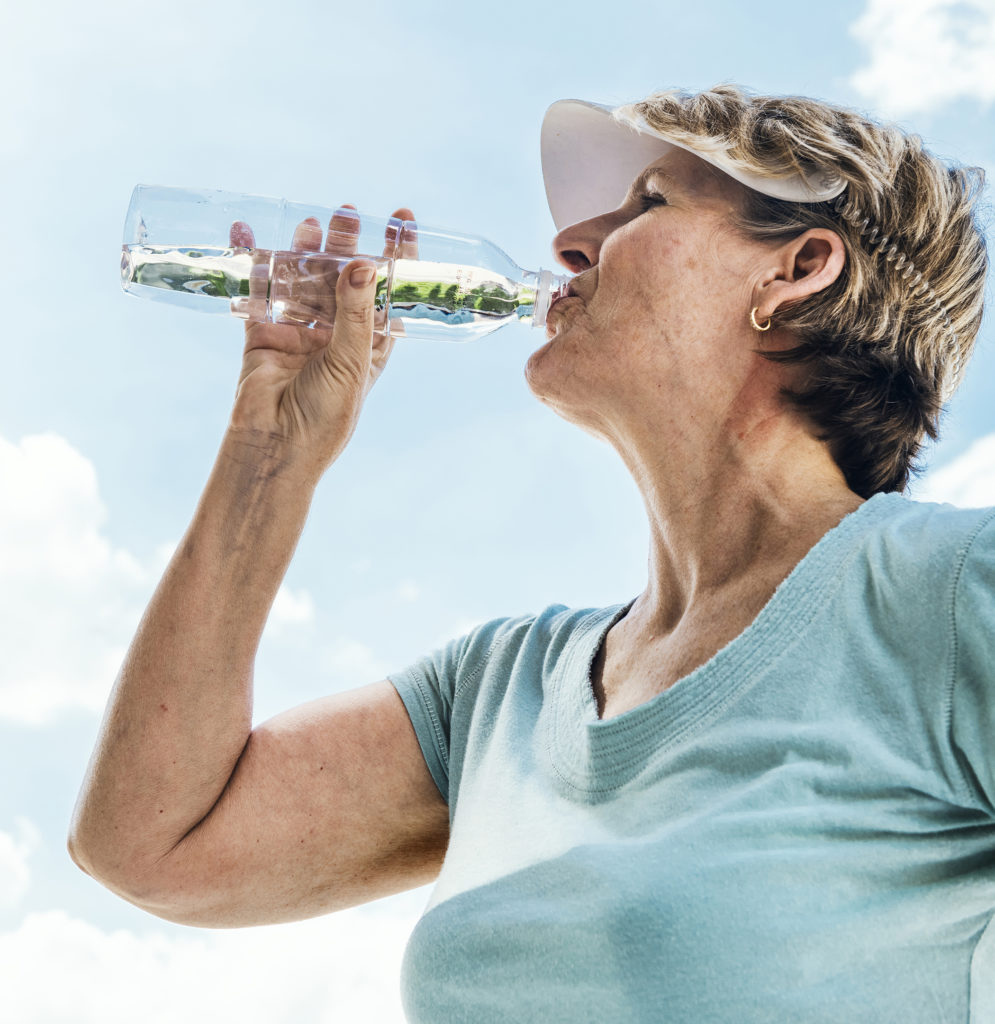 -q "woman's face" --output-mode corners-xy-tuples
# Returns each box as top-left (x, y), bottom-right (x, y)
(526, 147), (780, 444)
